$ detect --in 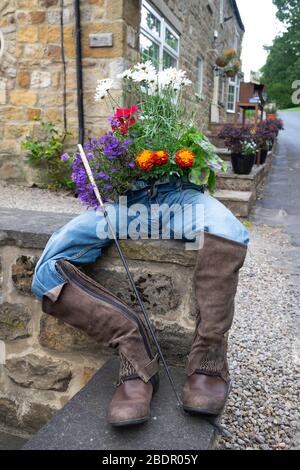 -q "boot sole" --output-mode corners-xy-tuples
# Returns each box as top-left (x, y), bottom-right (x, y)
(109, 416), (150, 427)
(183, 405), (221, 416)
(183, 380), (232, 418)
